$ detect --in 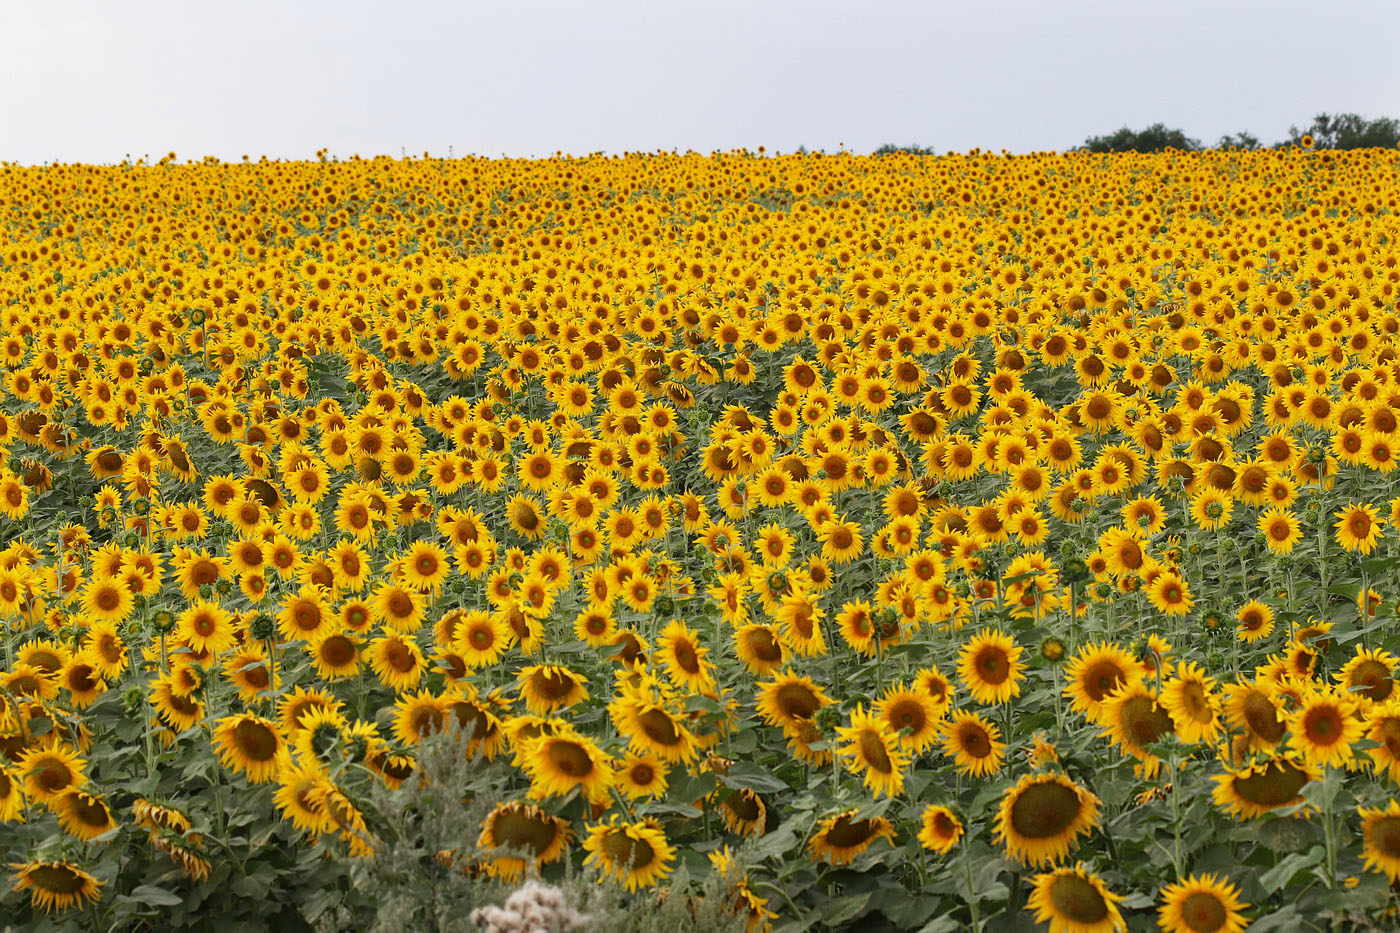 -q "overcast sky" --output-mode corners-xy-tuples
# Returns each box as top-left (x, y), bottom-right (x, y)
(3, 0), (1398, 164)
